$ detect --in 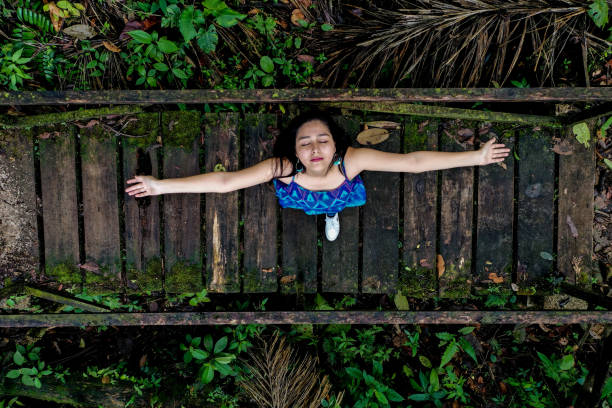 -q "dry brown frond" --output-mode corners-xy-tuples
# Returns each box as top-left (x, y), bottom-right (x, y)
(238, 332), (343, 408)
